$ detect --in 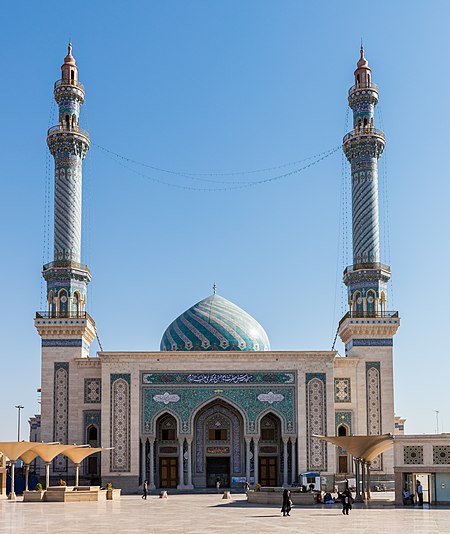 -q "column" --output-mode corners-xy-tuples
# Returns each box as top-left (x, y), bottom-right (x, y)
(75, 463), (80, 487)
(9, 460), (16, 500)
(354, 458), (362, 502)
(186, 438), (193, 489)
(45, 462), (51, 490)
(366, 461), (371, 500)
(283, 437), (289, 486)
(253, 438), (259, 486)
(140, 438), (146, 484)
(290, 438), (296, 485)
(245, 437), (251, 484)
(361, 460), (366, 500)
(177, 437), (185, 489)
(25, 464), (30, 492)
(149, 437), (156, 489)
